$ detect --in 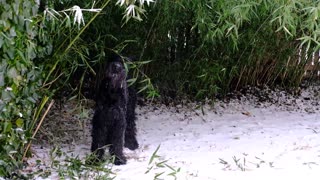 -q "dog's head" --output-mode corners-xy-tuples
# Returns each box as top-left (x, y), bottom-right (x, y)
(105, 56), (127, 90)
